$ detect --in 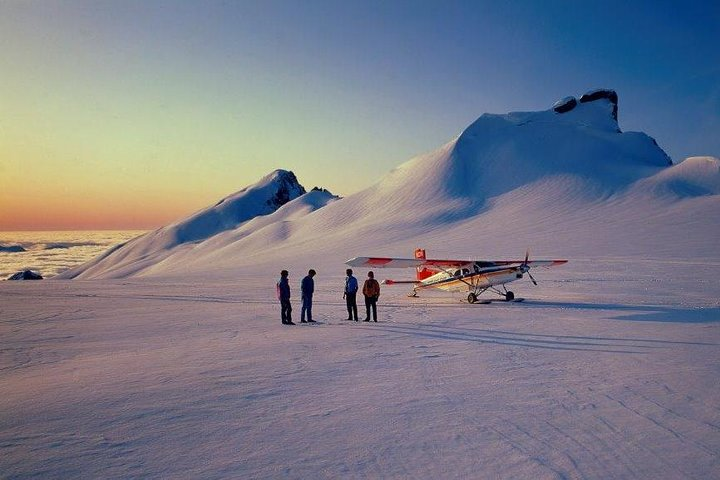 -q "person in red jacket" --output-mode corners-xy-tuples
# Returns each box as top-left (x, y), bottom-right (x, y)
(362, 271), (381, 322)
